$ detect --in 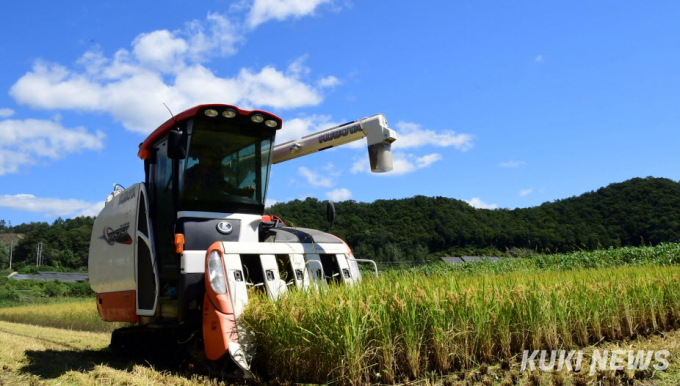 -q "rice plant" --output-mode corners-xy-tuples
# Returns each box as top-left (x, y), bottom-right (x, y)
(243, 264), (680, 385)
